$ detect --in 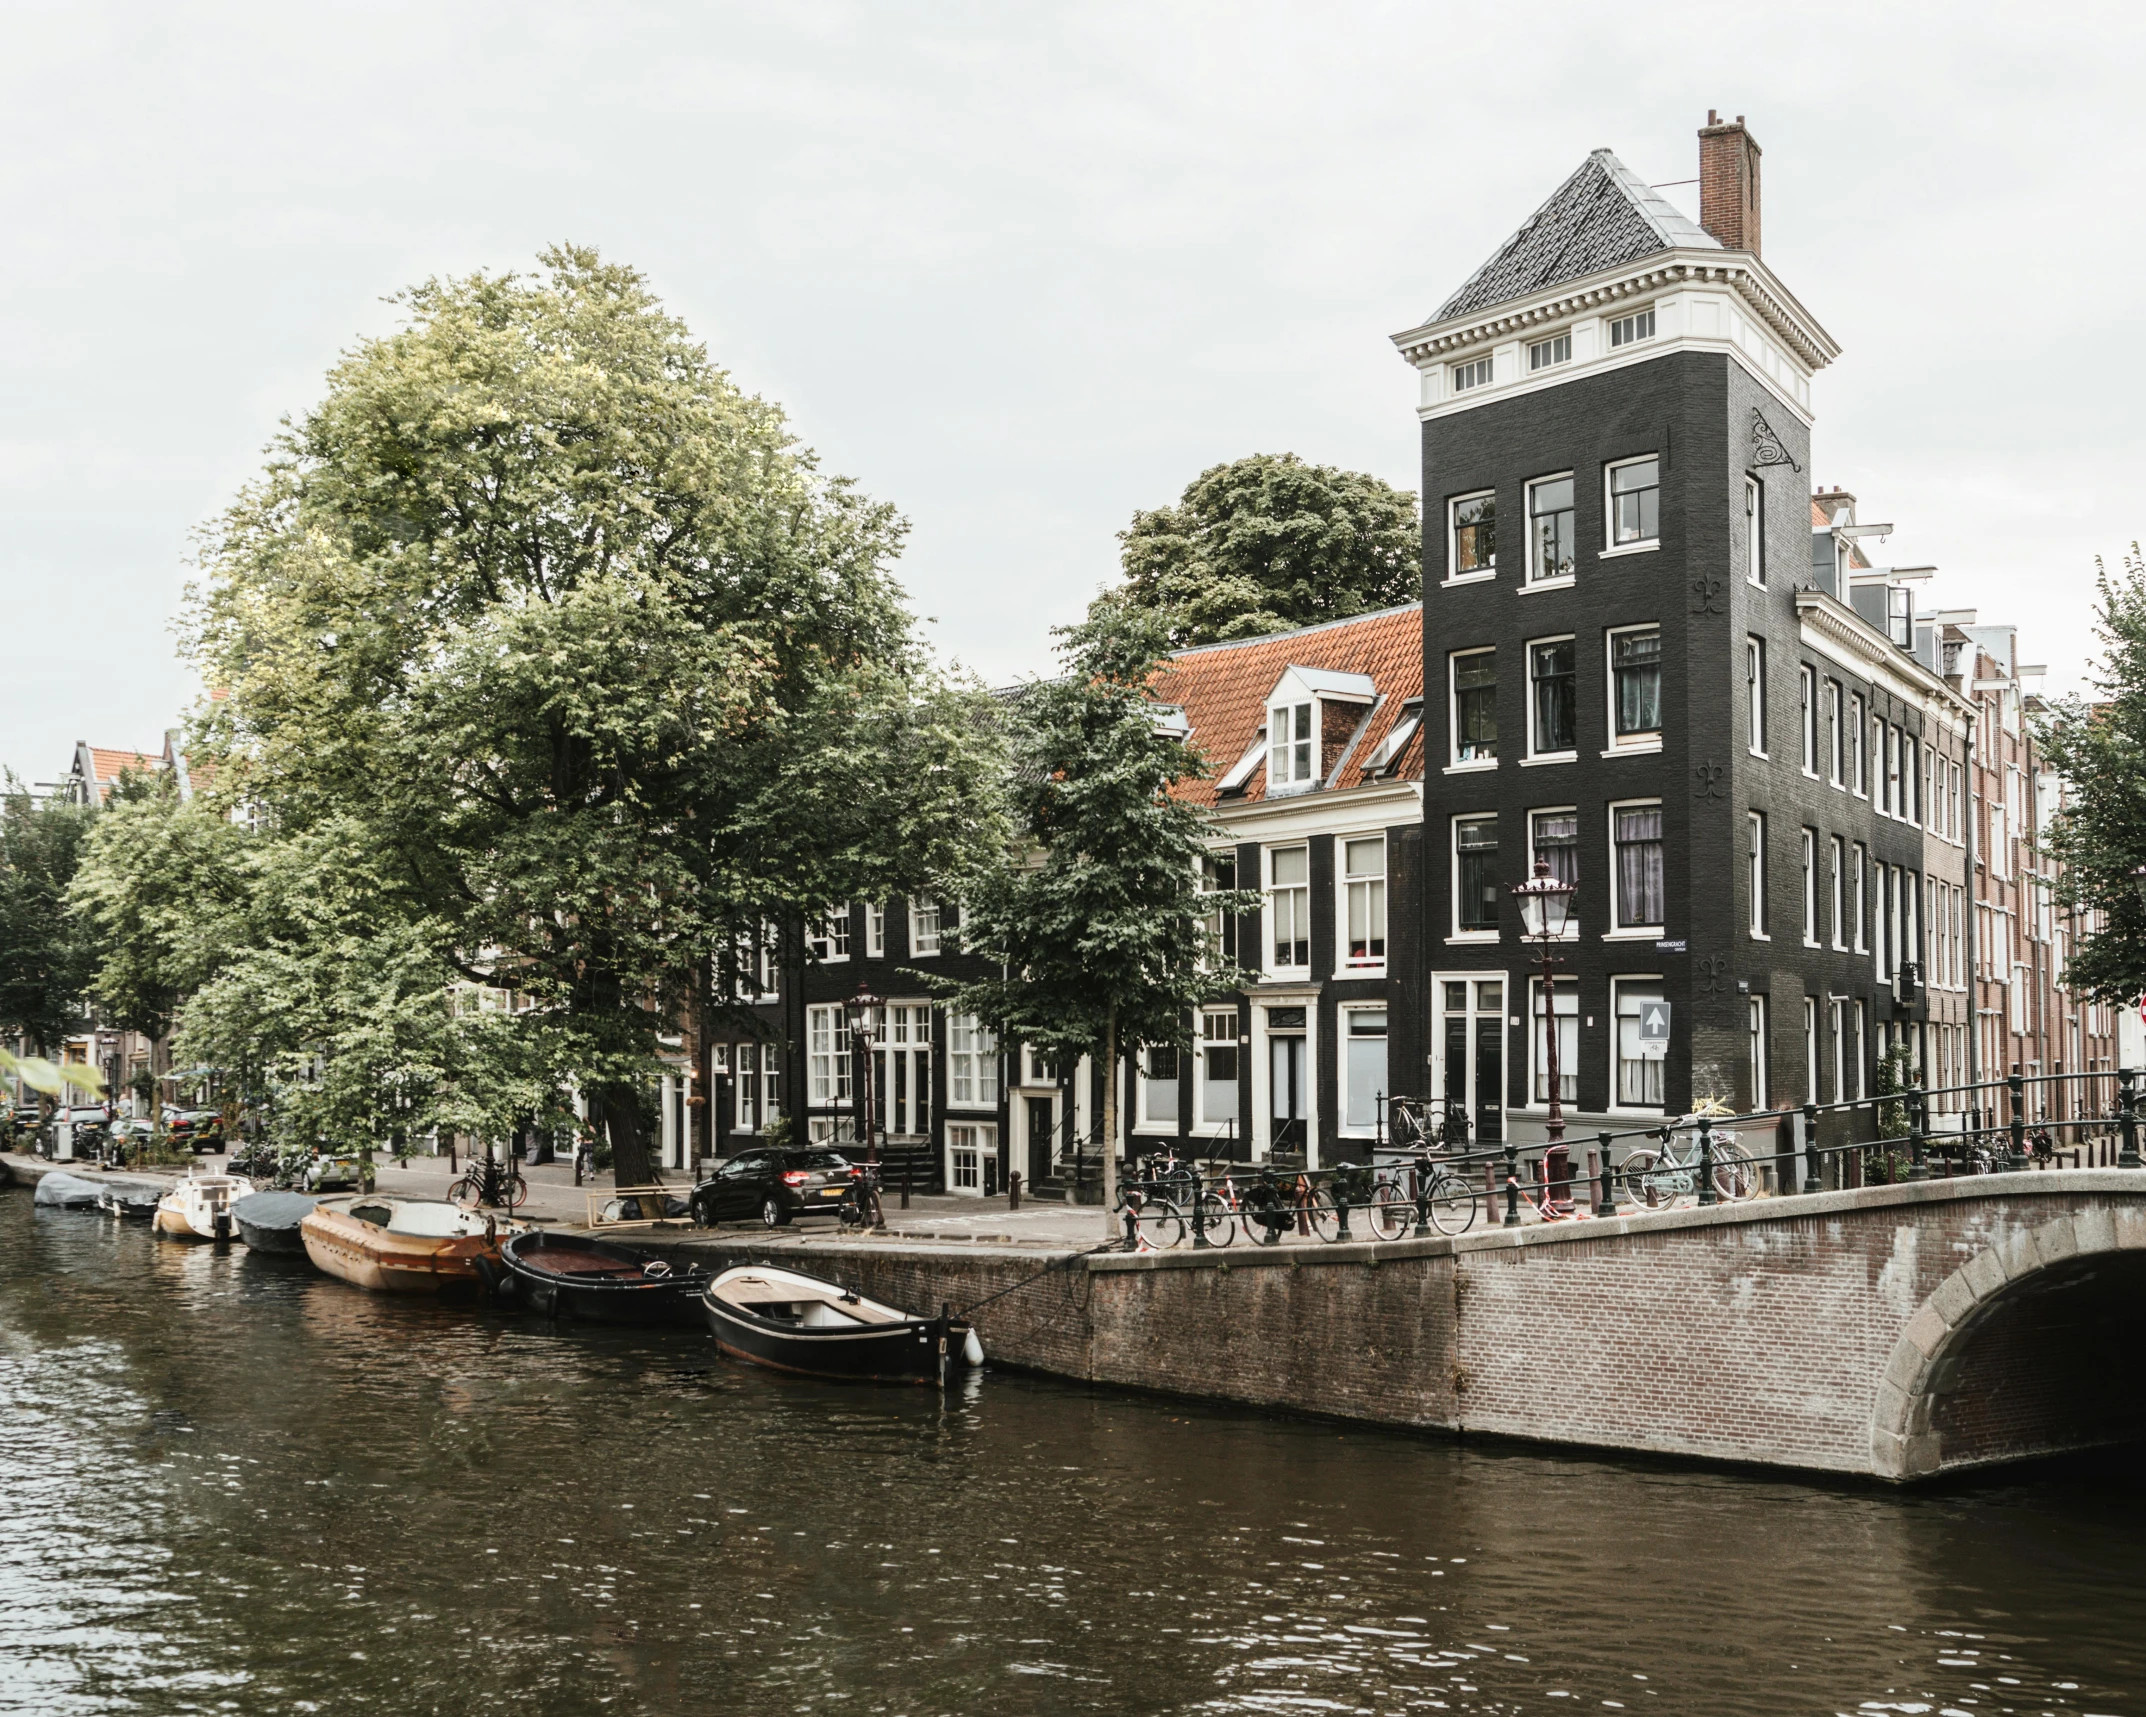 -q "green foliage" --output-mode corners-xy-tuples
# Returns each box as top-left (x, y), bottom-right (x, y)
(939, 606), (1257, 1221)
(1097, 453), (1420, 649)
(0, 780), (96, 1054)
(181, 245), (1001, 1182)
(2036, 545), (2146, 1004)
